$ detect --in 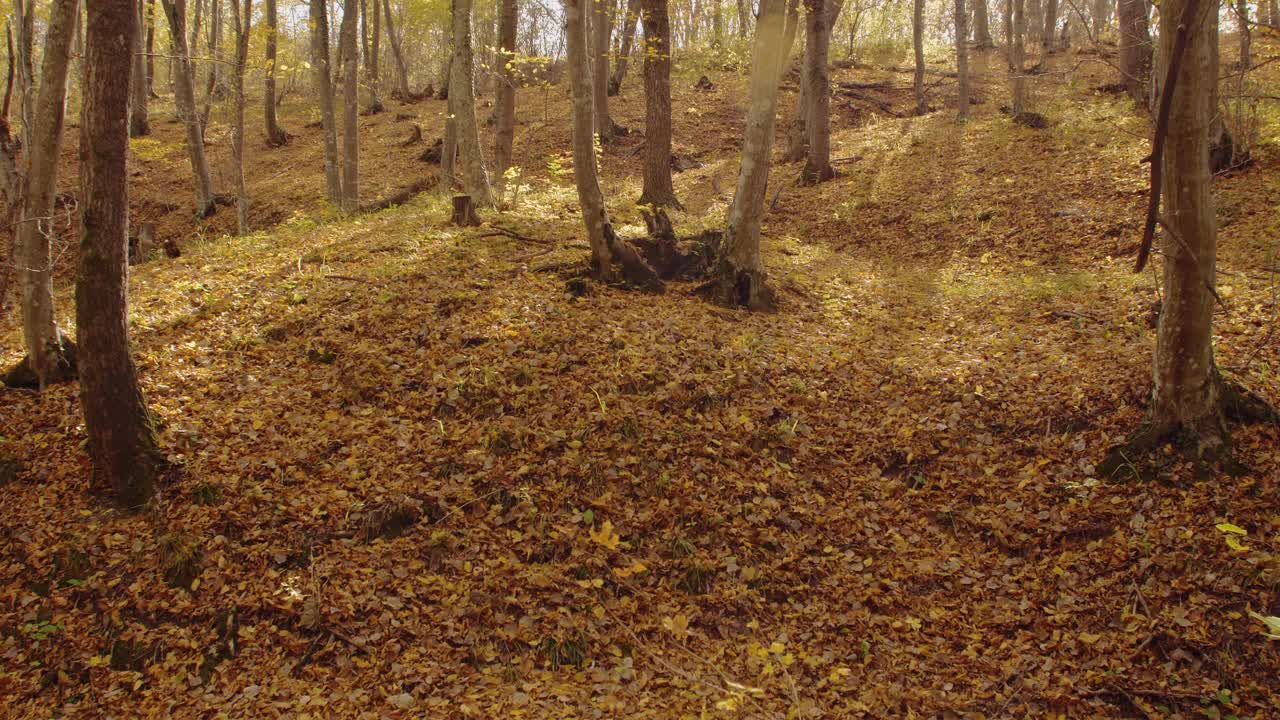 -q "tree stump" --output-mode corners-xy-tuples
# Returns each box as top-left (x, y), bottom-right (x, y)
(450, 194), (480, 226)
